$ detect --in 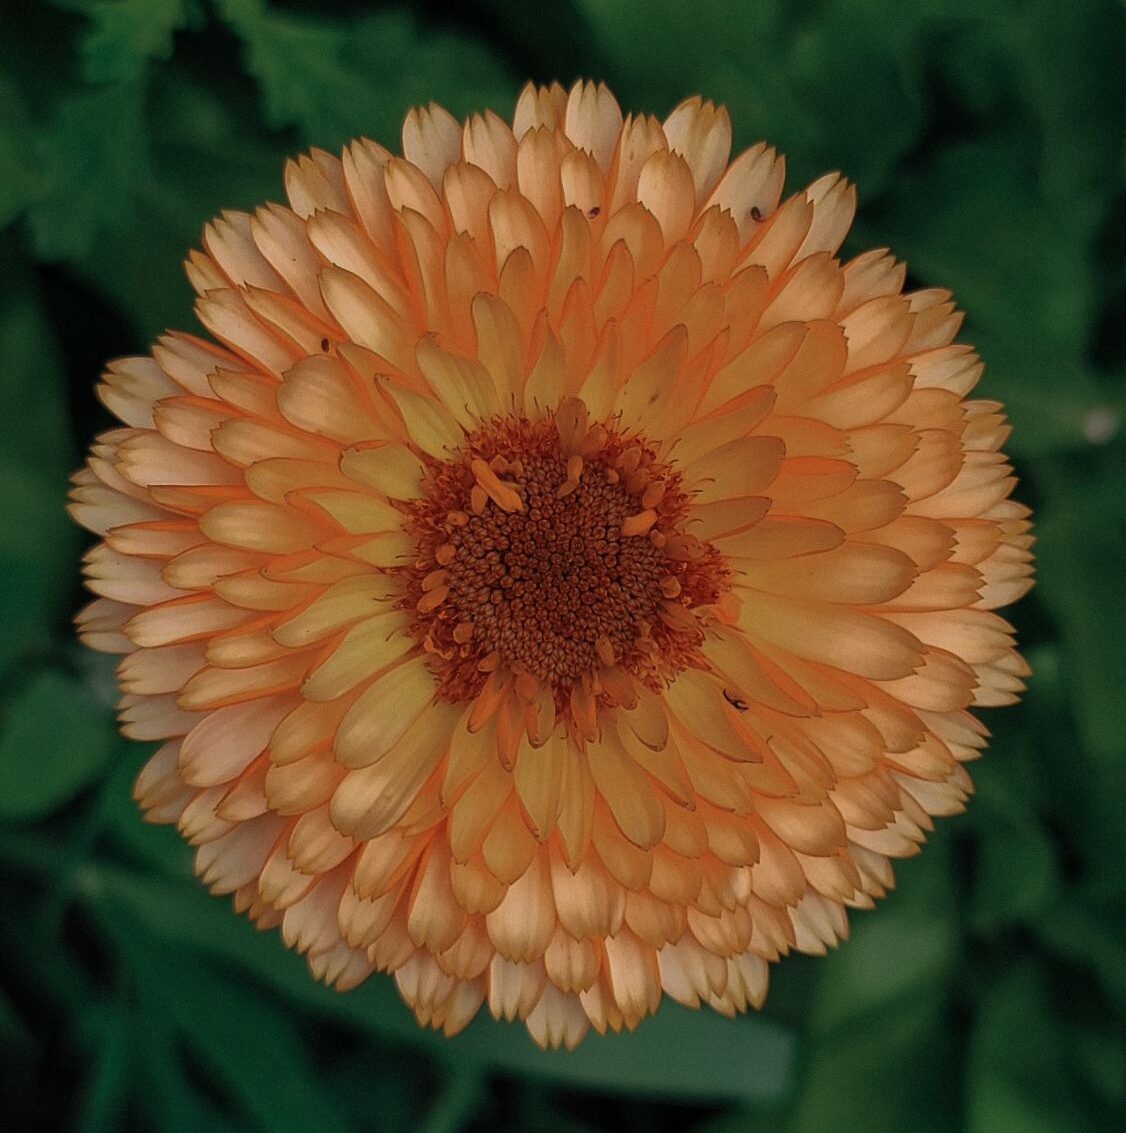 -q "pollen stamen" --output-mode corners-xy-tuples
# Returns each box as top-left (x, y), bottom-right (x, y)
(417, 585), (448, 612)
(621, 509), (658, 536)
(471, 458), (524, 512)
(403, 407), (728, 738)
(421, 568), (448, 591)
